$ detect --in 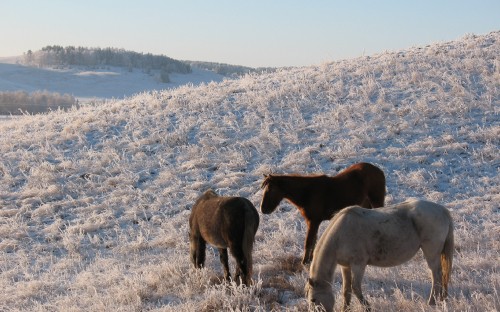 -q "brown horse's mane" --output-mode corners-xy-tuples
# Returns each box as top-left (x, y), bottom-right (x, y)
(261, 174), (329, 189)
